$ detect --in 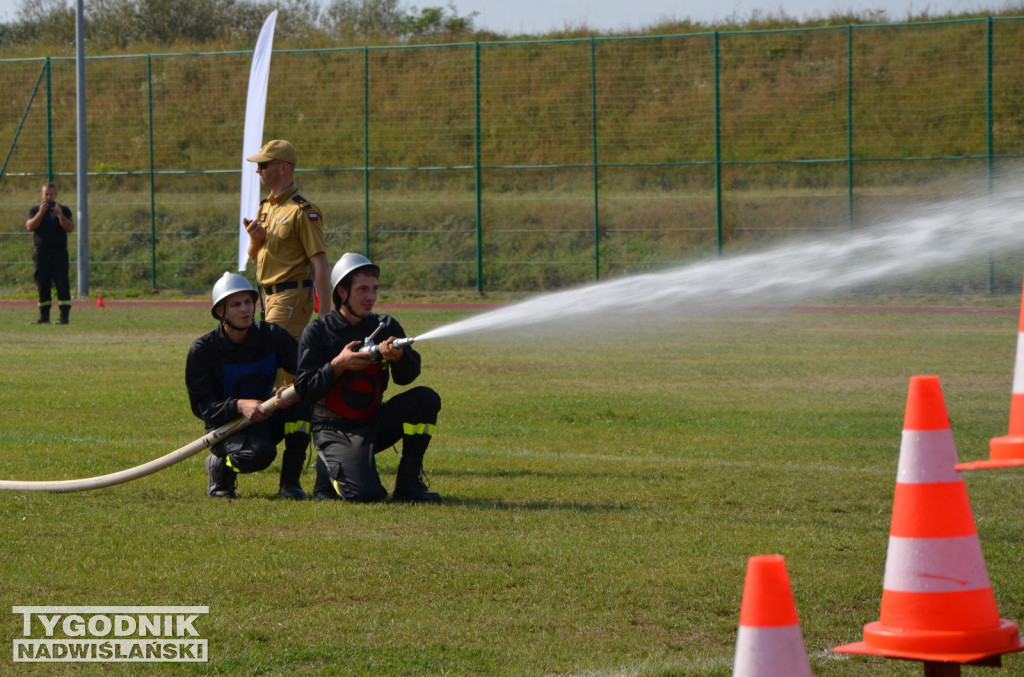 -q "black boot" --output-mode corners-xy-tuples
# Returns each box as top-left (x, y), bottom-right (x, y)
(205, 454), (236, 498)
(32, 304), (50, 325)
(278, 444), (307, 500)
(56, 304), (70, 325)
(312, 456), (341, 500)
(392, 453), (441, 503)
